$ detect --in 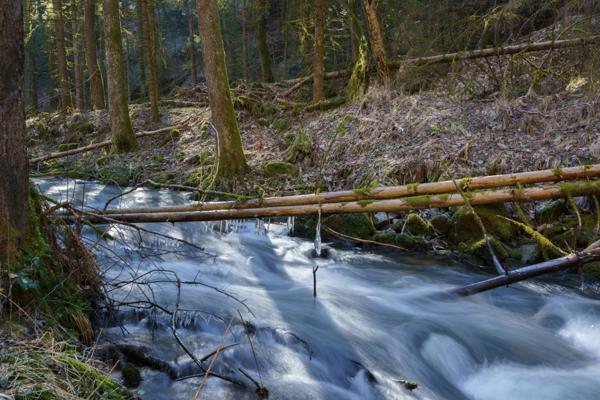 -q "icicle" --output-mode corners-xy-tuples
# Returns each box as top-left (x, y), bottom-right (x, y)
(314, 209), (322, 257)
(287, 216), (296, 235)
